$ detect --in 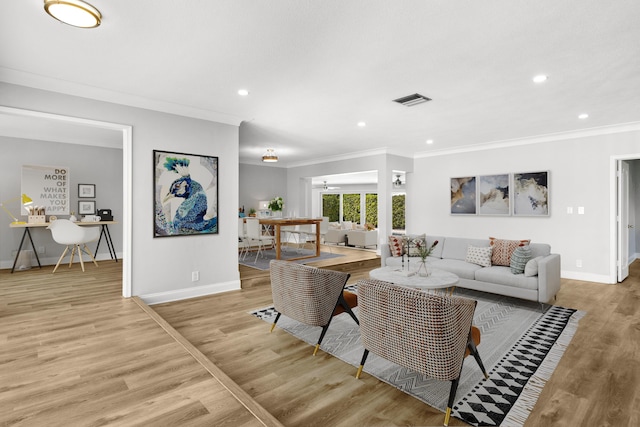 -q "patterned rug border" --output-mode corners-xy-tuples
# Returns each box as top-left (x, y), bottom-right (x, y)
(250, 287), (584, 427)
